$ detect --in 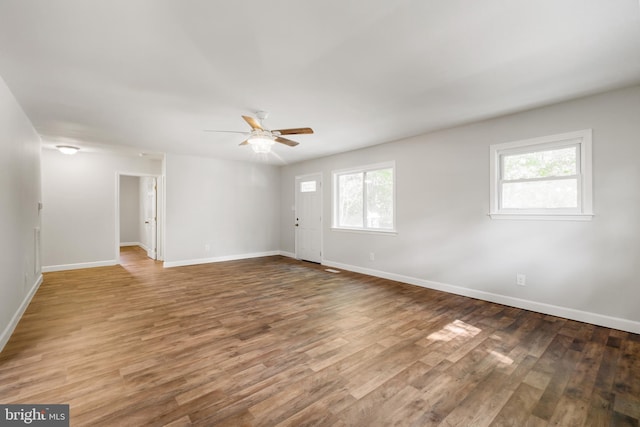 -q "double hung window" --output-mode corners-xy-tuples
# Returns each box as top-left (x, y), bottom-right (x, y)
(489, 129), (593, 220)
